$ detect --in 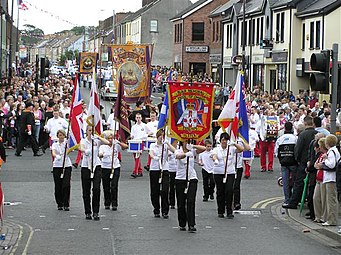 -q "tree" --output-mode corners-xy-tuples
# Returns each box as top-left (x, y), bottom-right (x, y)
(20, 24), (44, 46)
